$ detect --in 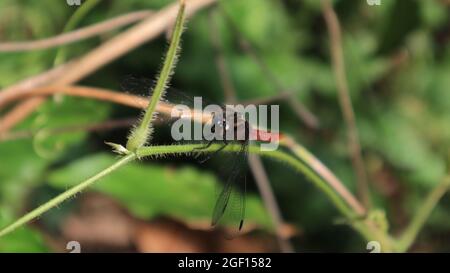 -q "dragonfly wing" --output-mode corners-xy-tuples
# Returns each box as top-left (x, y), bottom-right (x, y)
(120, 75), (153, 96)
(211, 141), (248, 237)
